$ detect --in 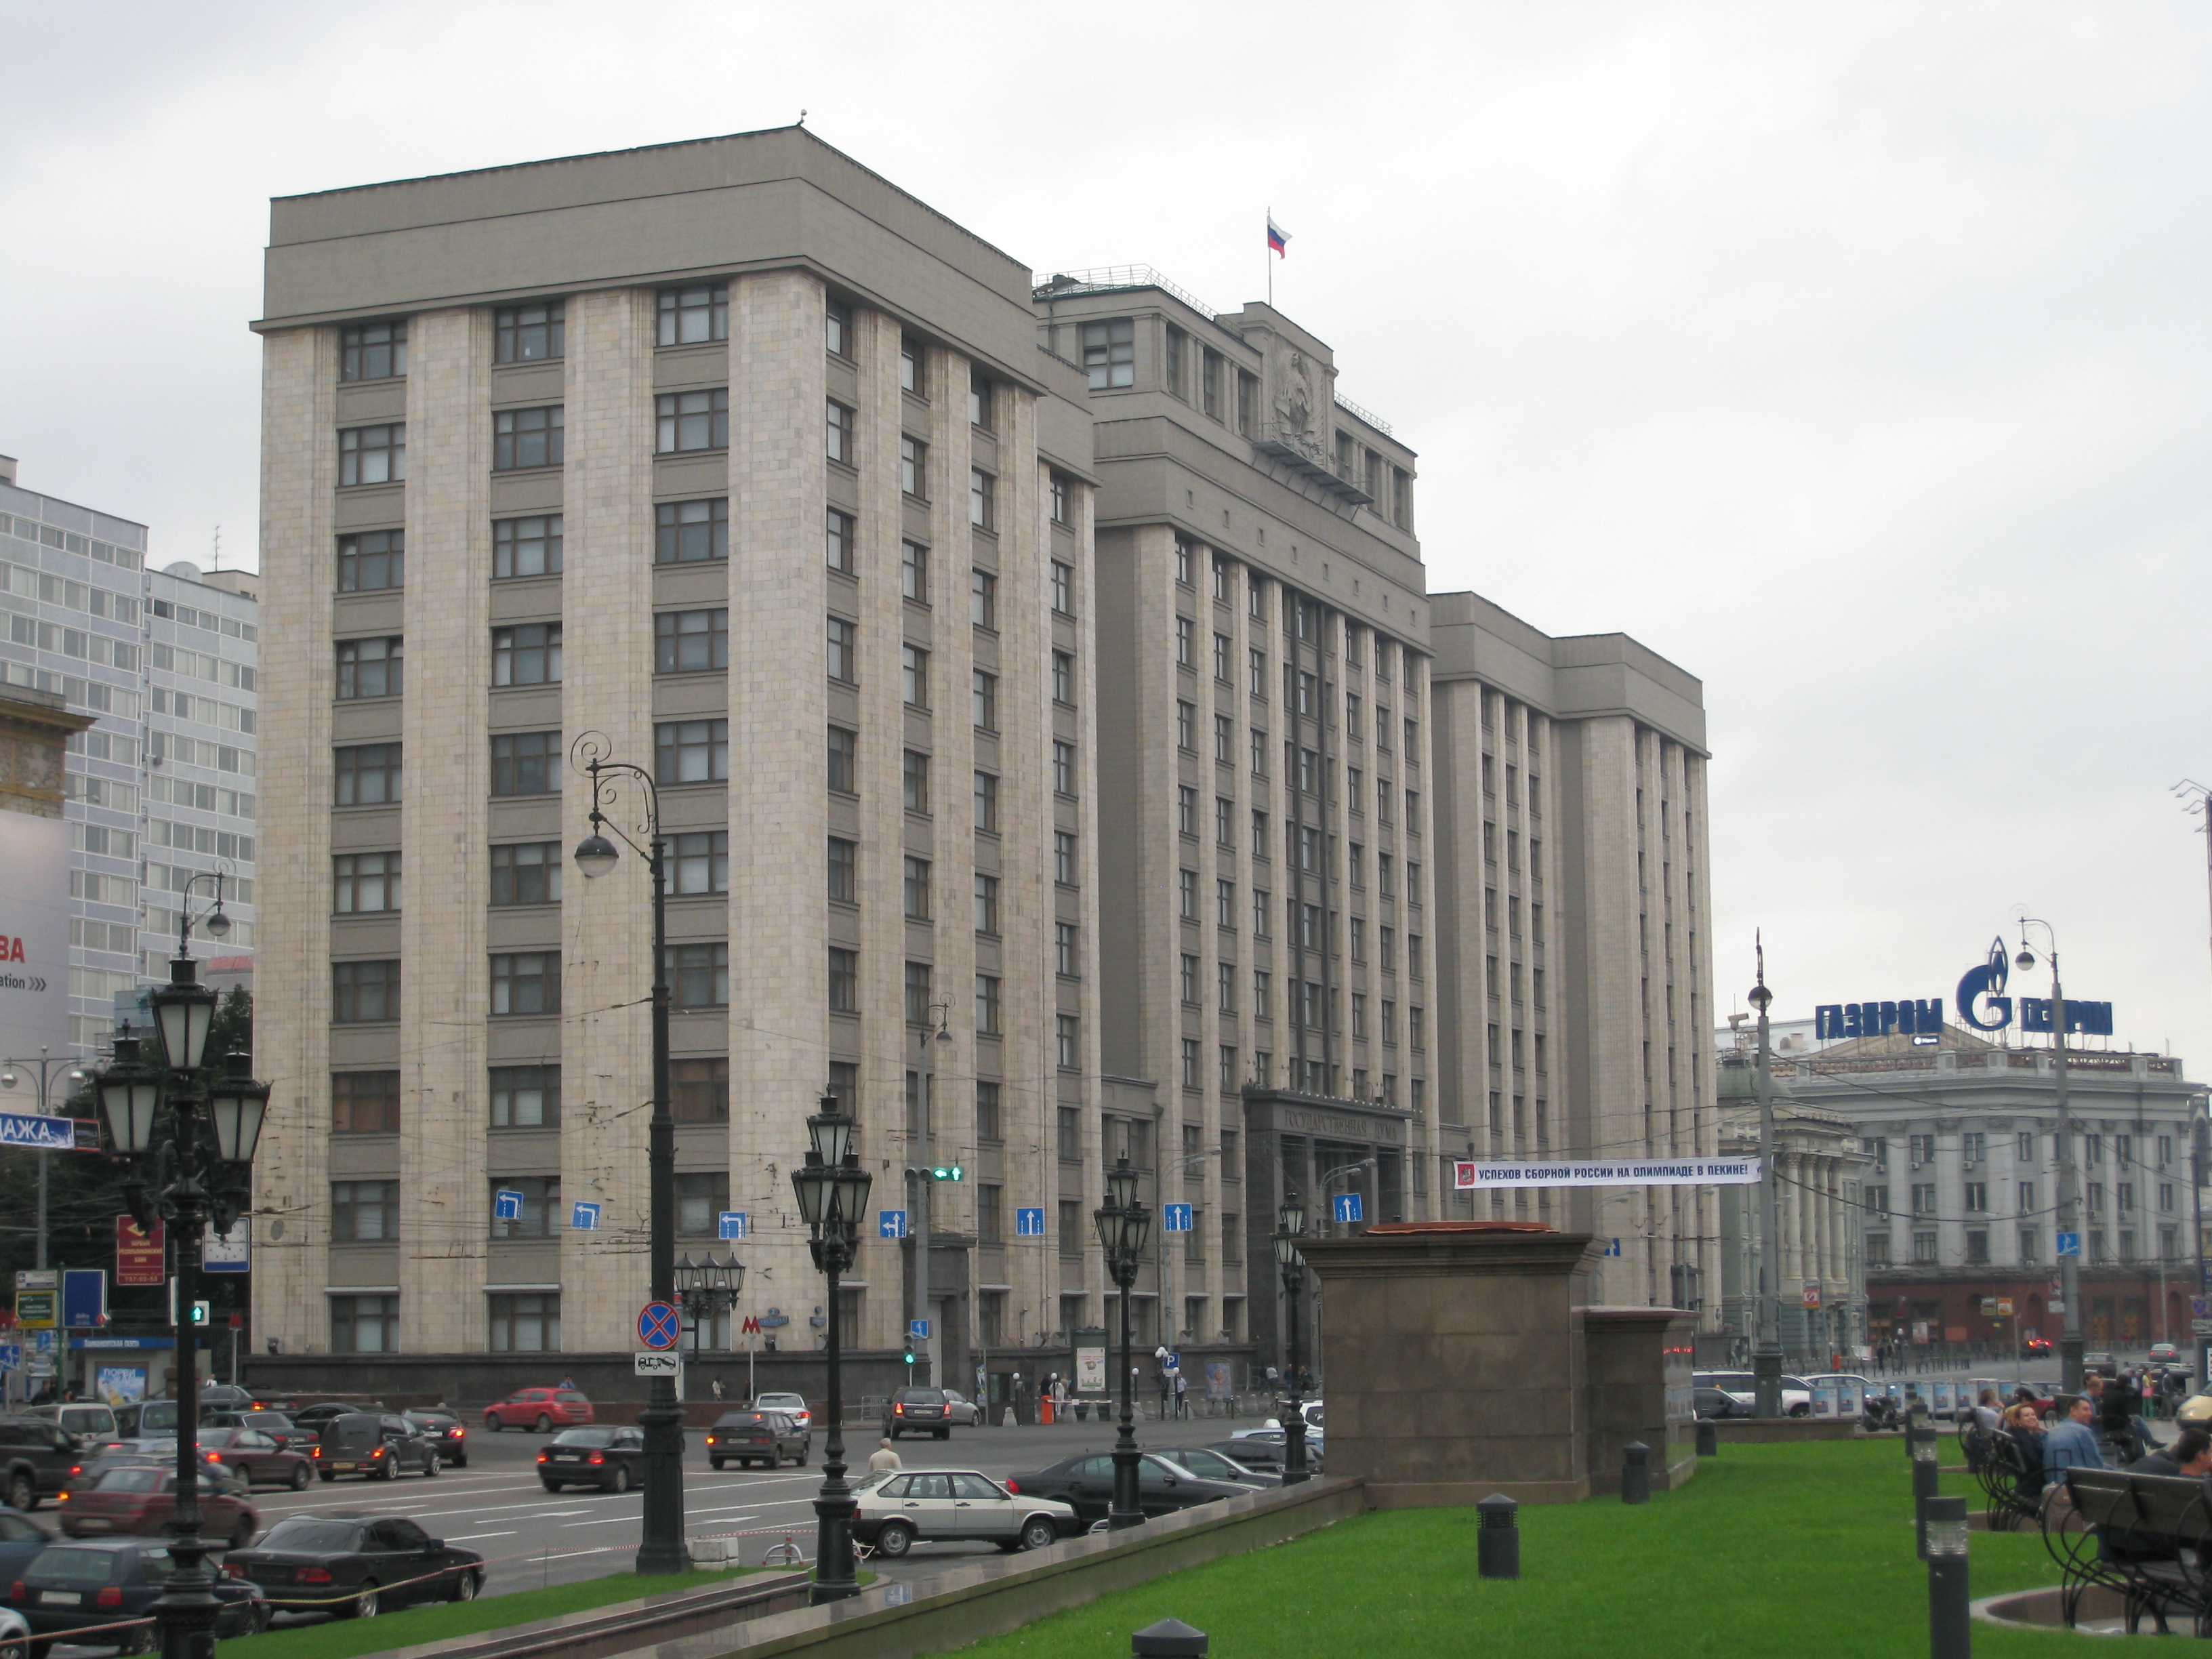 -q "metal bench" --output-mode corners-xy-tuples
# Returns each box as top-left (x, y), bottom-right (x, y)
(2045, 1469), (2212, 1635)
(1967, 1428), (2041, 1532)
